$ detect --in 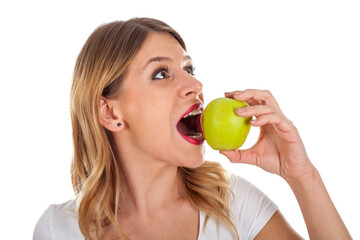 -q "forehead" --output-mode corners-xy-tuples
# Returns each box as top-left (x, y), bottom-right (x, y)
(130, 32), (187, 67)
